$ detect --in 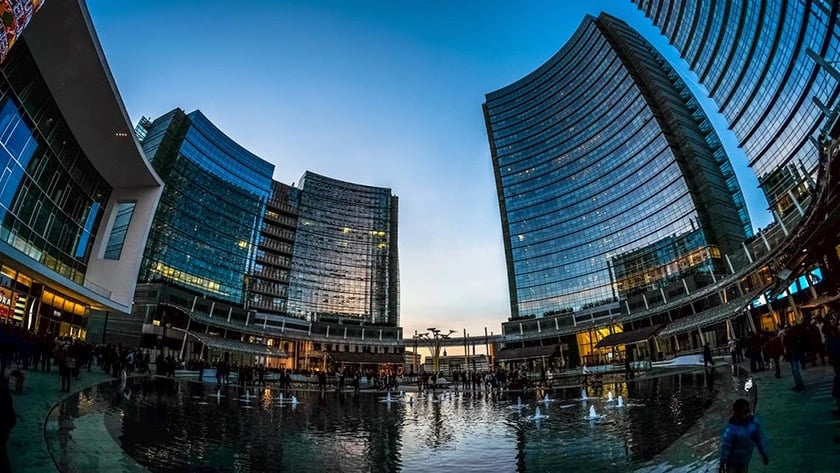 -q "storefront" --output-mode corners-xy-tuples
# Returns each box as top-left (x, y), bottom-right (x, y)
(0, 264), (35, 329)
(0, 262), (90, 338)
(35, 288), (89, 338)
